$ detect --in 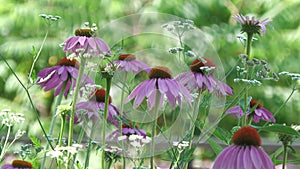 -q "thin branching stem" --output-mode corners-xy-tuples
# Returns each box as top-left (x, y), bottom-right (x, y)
(1, 54), (54, 150)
